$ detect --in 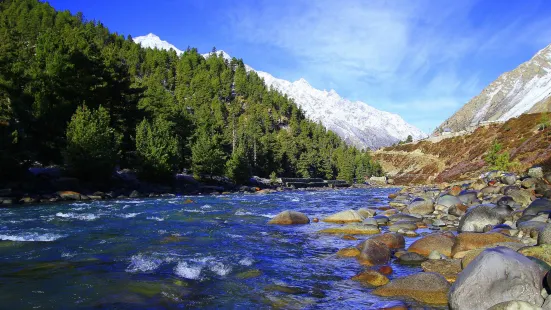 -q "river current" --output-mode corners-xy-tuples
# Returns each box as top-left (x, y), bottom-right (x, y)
(0, 188), (432, 309)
